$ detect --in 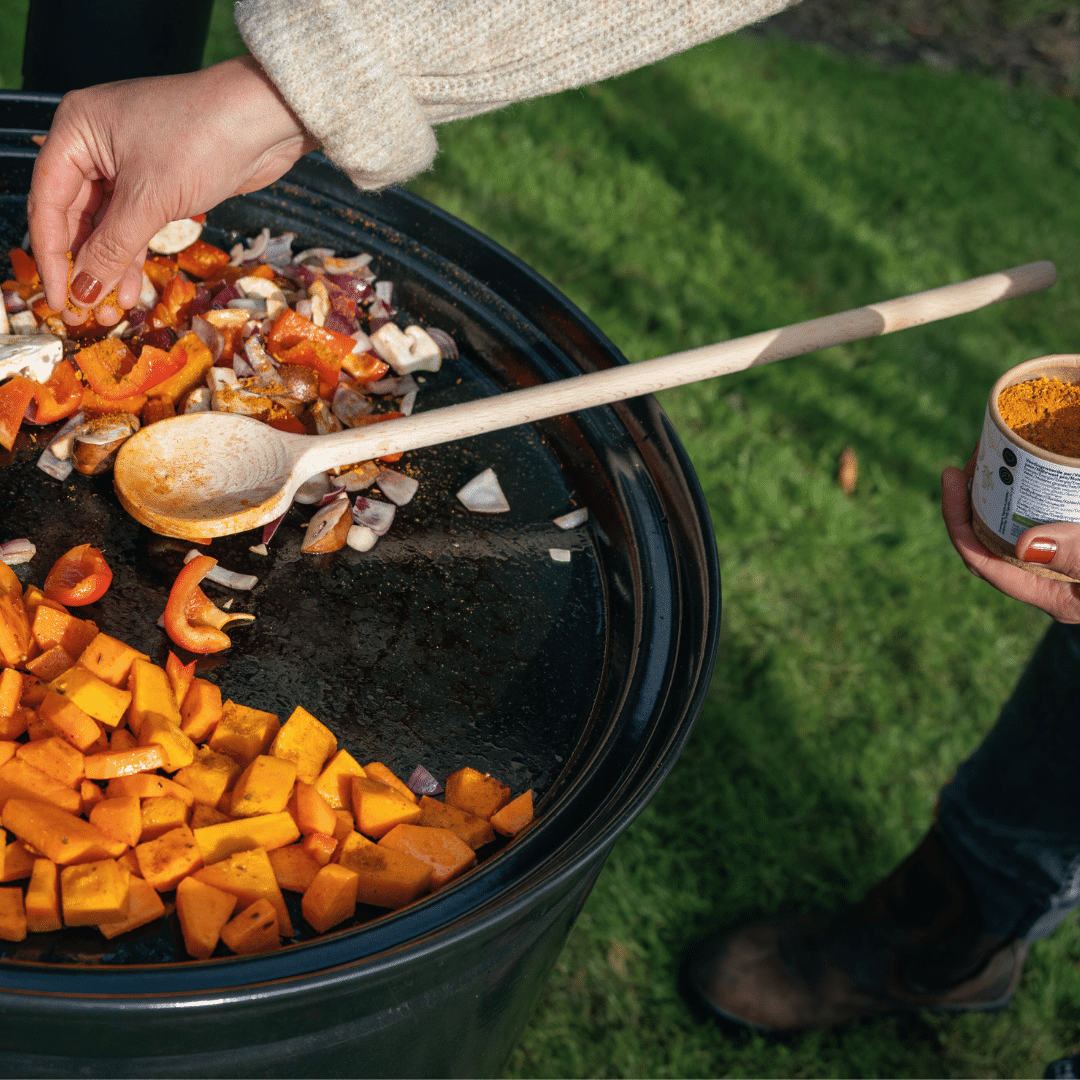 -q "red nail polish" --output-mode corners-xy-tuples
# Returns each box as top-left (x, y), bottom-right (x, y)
(70, 271), (101, 305)
(1022, 538), (1057, 564)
